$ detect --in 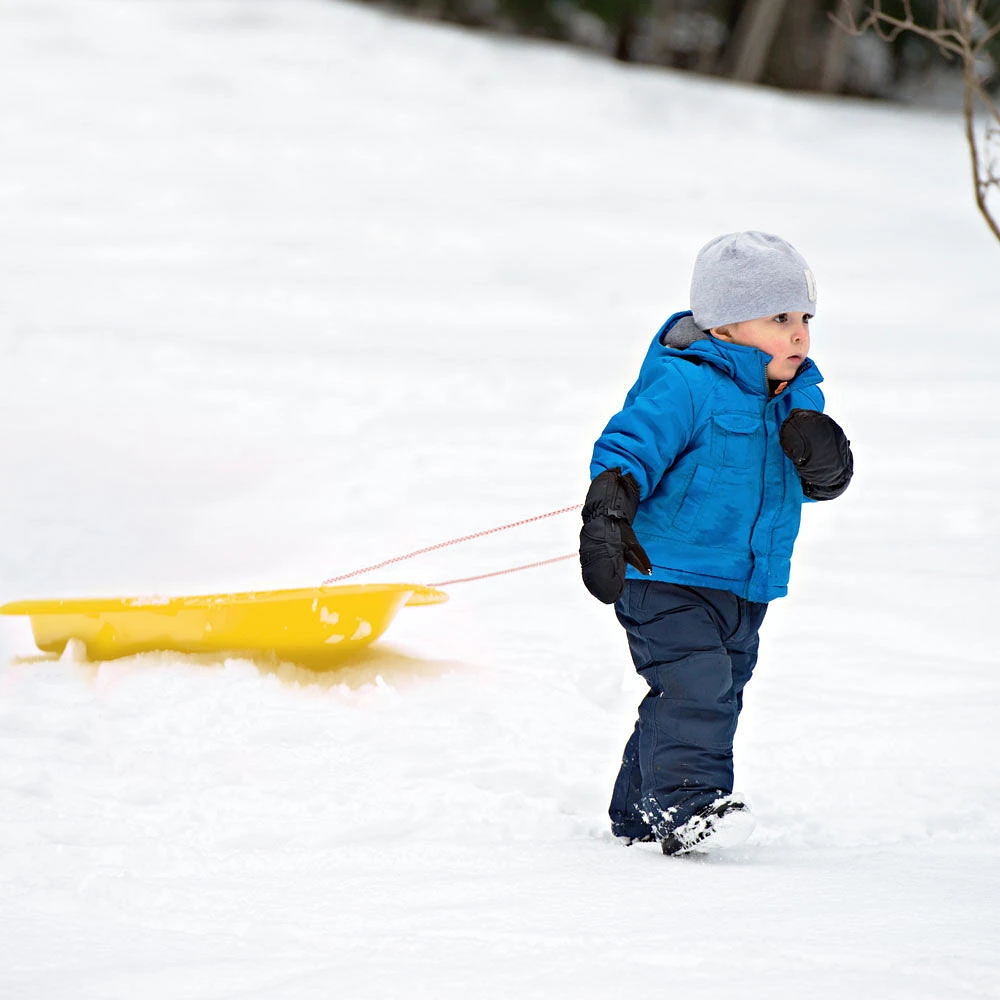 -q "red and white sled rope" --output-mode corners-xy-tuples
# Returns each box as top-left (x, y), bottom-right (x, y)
(322, 504), (582, 587)
(429, 552), (578, 587)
